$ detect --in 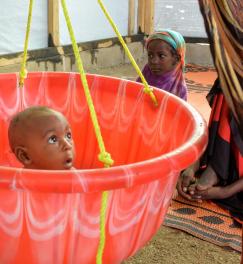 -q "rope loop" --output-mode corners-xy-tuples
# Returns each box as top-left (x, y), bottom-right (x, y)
(143, 85), (158, 106)
(19, 69), (28, 88)
(98, 152), (114, 168)
(19, 0), (34, 88)
(143, 84), (152, 94)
